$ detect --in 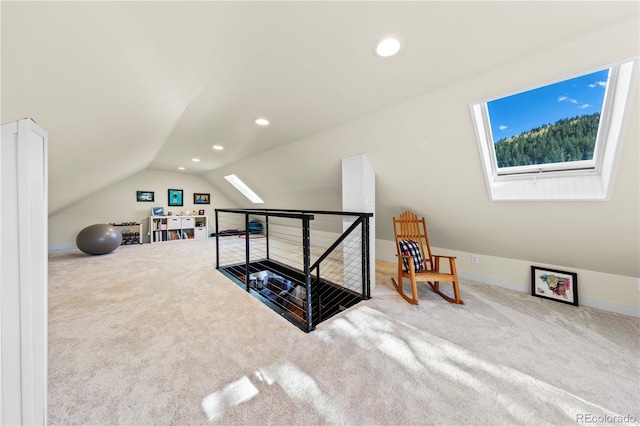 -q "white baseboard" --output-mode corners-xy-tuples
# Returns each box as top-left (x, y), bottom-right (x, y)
(377, 255), (640, 318)
(458, 271), (528, 293)
(458, 272), (639, 317)
(377, 253), (396, 263)
(575, 296), (640, 318)
(48, 244), (76, 251)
